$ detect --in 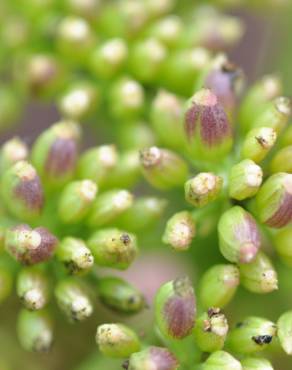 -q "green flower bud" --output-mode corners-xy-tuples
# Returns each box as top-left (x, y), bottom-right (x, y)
(17, 268), (49, 310)
(185, 173), (223, 207)
(1, 161), (44, 221)
(184, 89), (233, 162)
(194, 308), (229, 352)
(118, 122), (155, 151)
(218, 206), (261, 264)
(0, 137), (28, 173)
(65, 0), (101, 19)
(277, 310), (292, 355)
(55, 278), (93, 322)
(140, 147), (188, 189)
(270, 146), (292, 173)
(256, 173), (292, 228)
(239, 251), (278, 294)
(108, 77), (145, 119)
(58, 180), (97, 224)
(229, 160), (263, 201)
(88, 228), (138, 270)
(241, 357), (274, 370)
(90, 38), (128, 79)
(198, 264), (240, 309)
(5, 224), (58, 265)
(202, 351), (242, 370)
(162, 211), (196, 251)
(118, 197), (167, 232)
(31, 120), (80, 188)
(226, 317), (277, 354)
(148, 15), (183, 48)
(241, 127), (277, 163)
(150, 90), (185, 150)
(155, 276), (196, 339)
(96, 323), (141, 358)
(77, 145), (118, 187)
(56, 237), (94, 275)
(273, 226), (292, 266)
(87, 189), (133, 228)
(0, 263), (13, 303)
(17, 309), (53, 353)
(97, 276), (145, 314)
(144, 0), (175, 18)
